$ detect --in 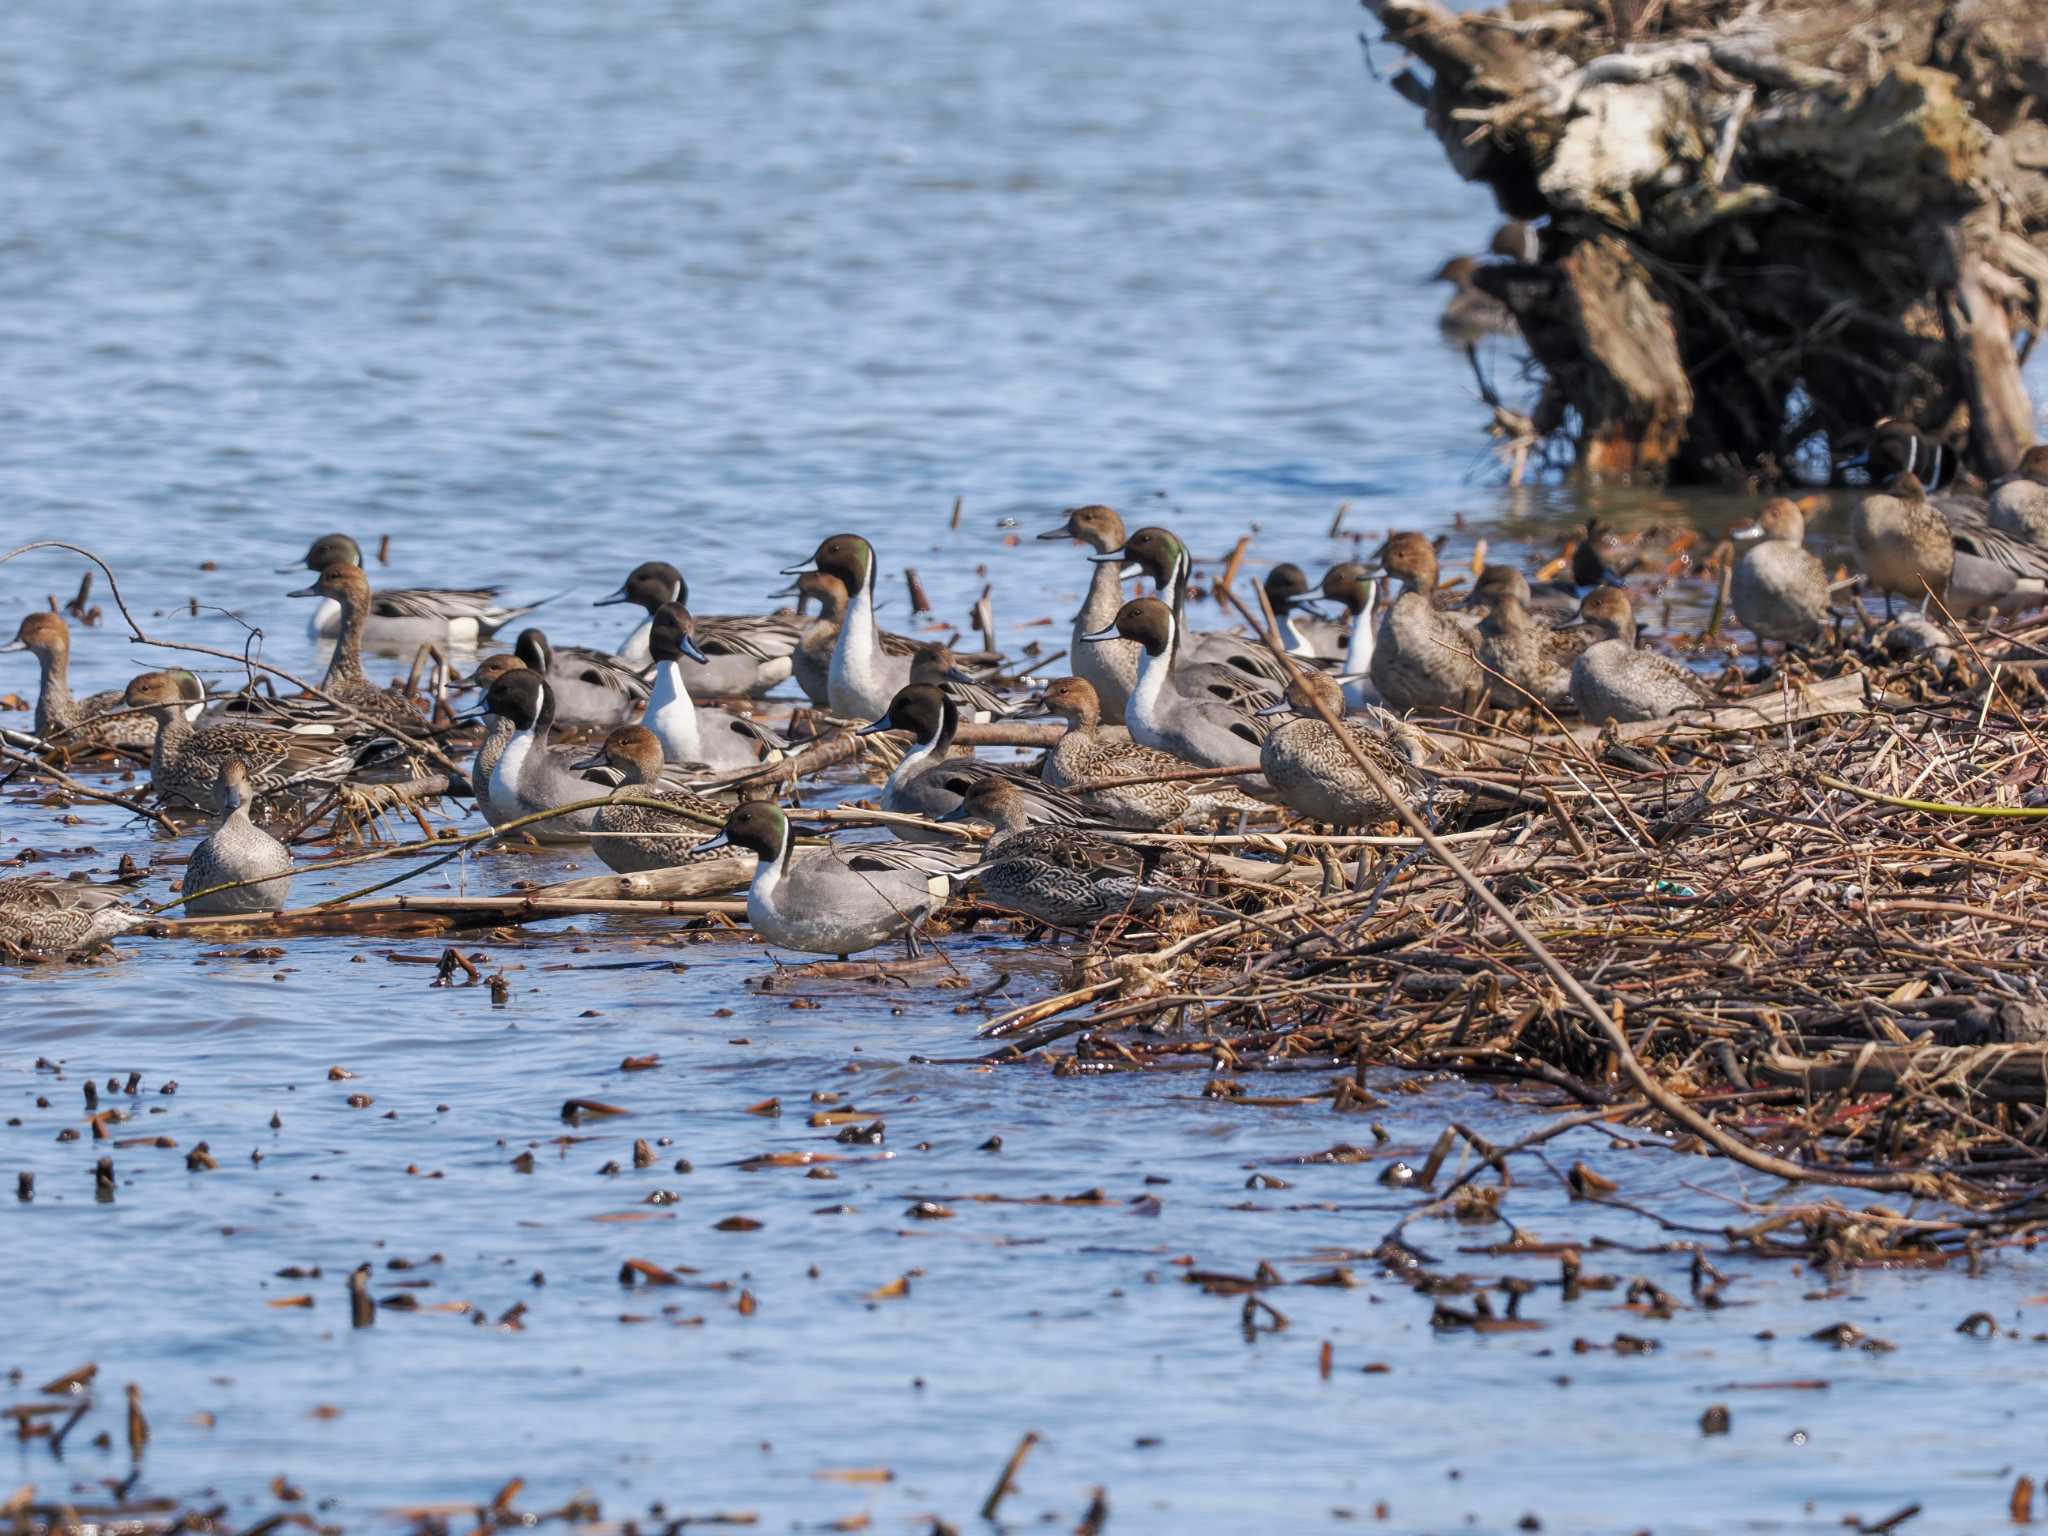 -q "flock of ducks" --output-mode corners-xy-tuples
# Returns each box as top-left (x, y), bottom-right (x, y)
(6, 434), (2048, 960)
